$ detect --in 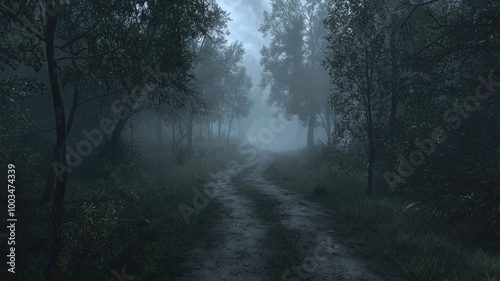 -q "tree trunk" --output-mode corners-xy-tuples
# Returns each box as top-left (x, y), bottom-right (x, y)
(172, 119), (177, 148)
(207, 118), (211, 141)
(40, 150), (56, 204)
(39, 45), (79, 205)
(217, 118), (221, 141)
(389, 14), (399, 129)
(365, 45), (375, 198)
(318, 110), (329, 142)
(129, 115), (133, 161)
(65, 62), (79, 136)
(44, 4), (68, 280)
(227, 116), (234, 149)
(104, 116), (129, 155)
(367, 125), (375, 197)
(387, 15), (399, 172)
(389, 34), (398, 128)
(326, 107), (332, 142)
(65, 40), (81, 137)
(307, 113), (315, 151)
(156, 100), (163, 148)
(40, 147), (63, 205)
(187, 112), (193, 153)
